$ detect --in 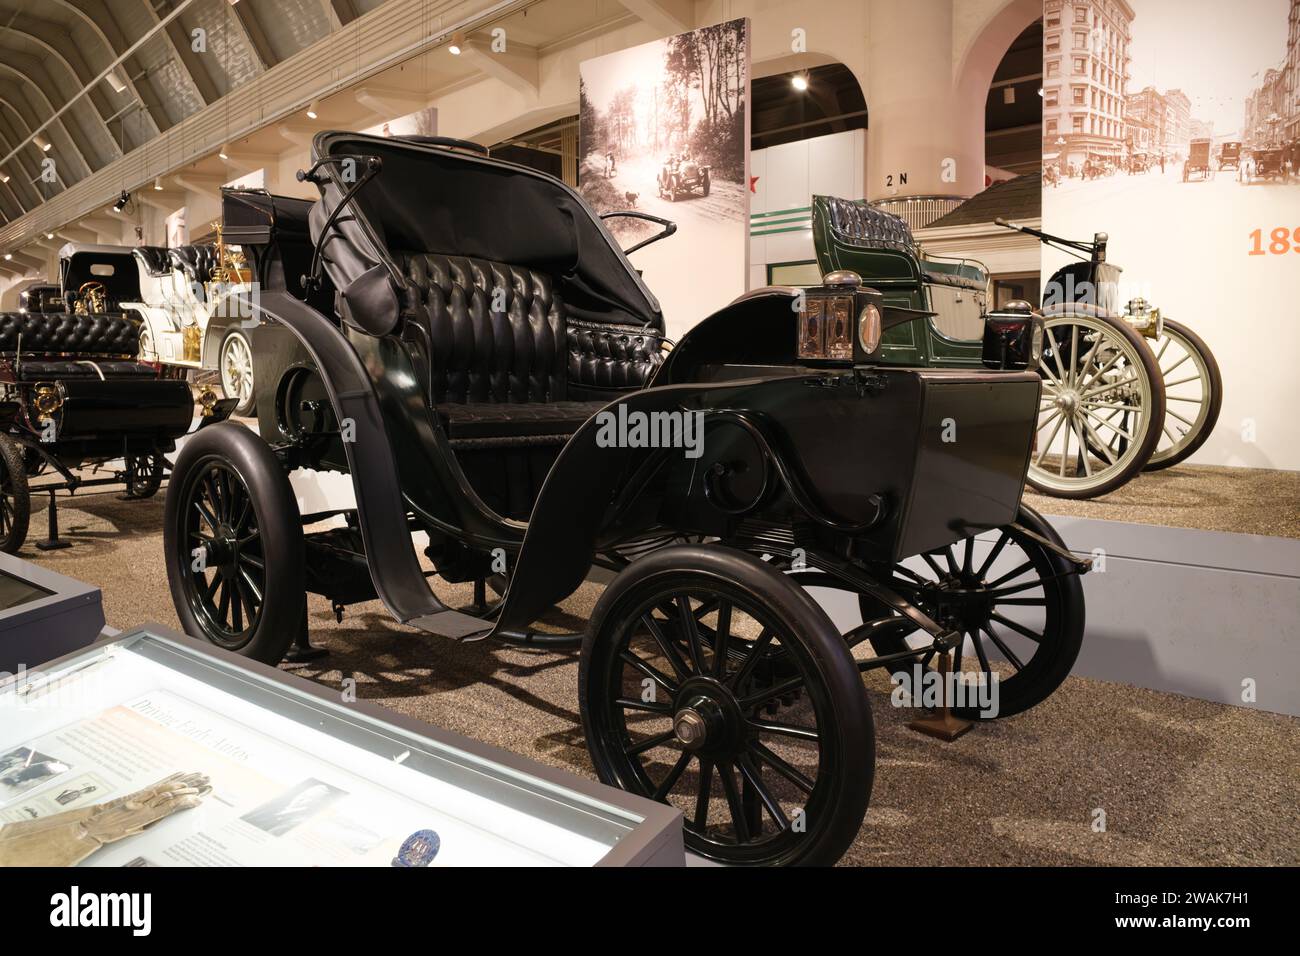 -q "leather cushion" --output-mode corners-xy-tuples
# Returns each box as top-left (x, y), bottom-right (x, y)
(435, 401), (606, 440)
(167, 244), (218, 284)
(9, 359), (159, 381)
(398, 252), (567, 405)
(133, 245), (172, 277)
(0, 312), (140, 356)
(567, 321), (662, 389)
